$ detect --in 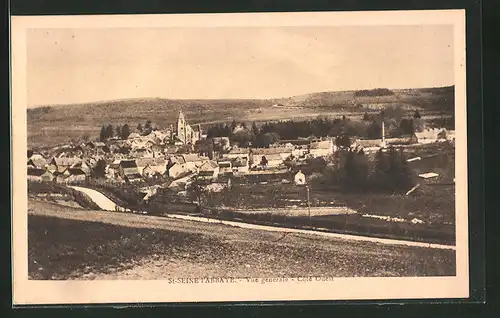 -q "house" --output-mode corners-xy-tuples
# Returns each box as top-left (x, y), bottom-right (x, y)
(309, 139), (335, 157)
(352, 139), (383, 151)
(137, 157), (167, 177)
(130, 147), (154, 158)
(197, 160), (220, 179)
(294, 170), (306, 185)
(250, 147), (292, 167)
(163, 146), (179, 156)
(181, 154), (206, 170)
(231, 157), (249, 174)
(217, 159), (233, 175)
(168, 162), (189, 179)
(118, 160), (140, 179)
(27, 157), (48, 169)
(213, 137), (231, 151)
(125, 173), (144, 184)
(128, 132), (141, 139)
(47, 157), (82, 173)
(223, 147), (250, 160)
(414, 128), (447, 144)
(446, 130), (456, 141)
(27, 169), (54, 182)
(64, 168), (87, 183)
(385, 134), (419, 146)
(258, 154), (283, 169)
